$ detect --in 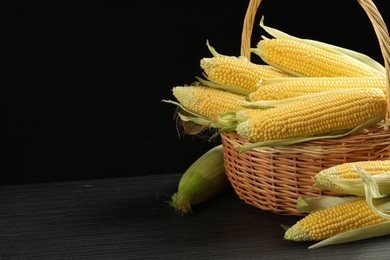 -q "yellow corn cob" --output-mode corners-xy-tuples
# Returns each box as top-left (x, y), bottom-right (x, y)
(284, 198), (389, 241)
(313, 160), (390, 194)
(172, 85), (245, 120)
(248, 77), (387, 101)
(254, 38), (384, 78)
(236, 88), (386, 142)
(200, 55), (292, 92)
